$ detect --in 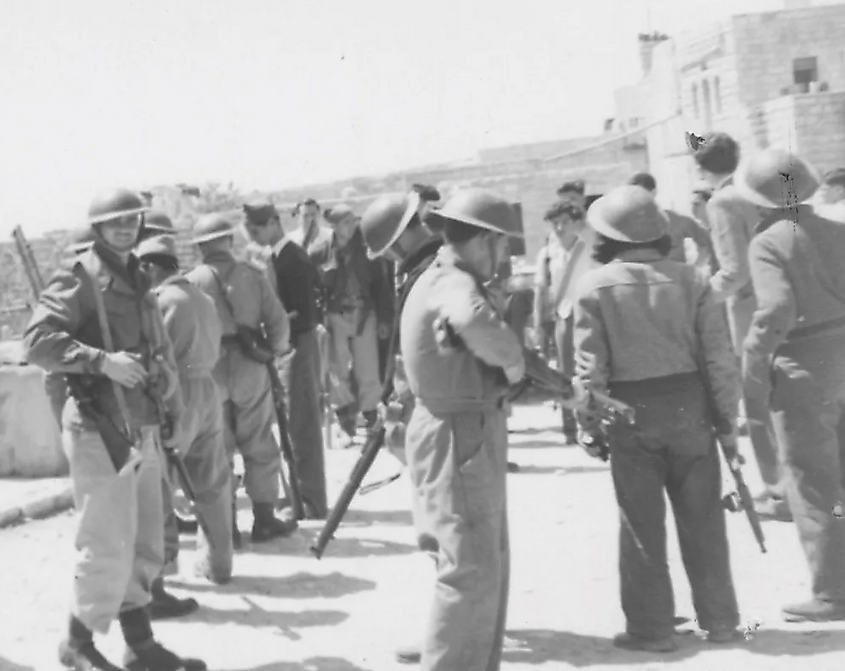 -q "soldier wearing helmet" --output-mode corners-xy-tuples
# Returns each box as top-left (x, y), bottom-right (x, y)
(185, 213), (297, 545)
(573, 184), (742, 651)
(24, 188), (205, 671)
(693, 132), (788, 522)
(739, 149), (845, 623)
(241, 200), (328, 520)
(397, 188), (527, 670)
(137, 210), (176, 243)
(136, 235), (233, 597)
